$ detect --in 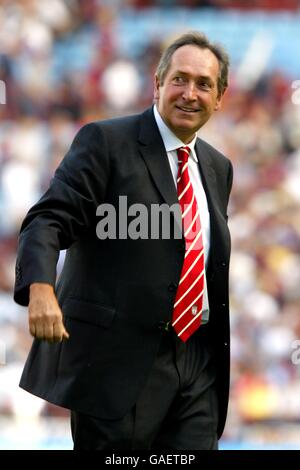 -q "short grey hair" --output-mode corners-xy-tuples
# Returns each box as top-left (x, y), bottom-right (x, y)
(156, 31), (230, 97)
